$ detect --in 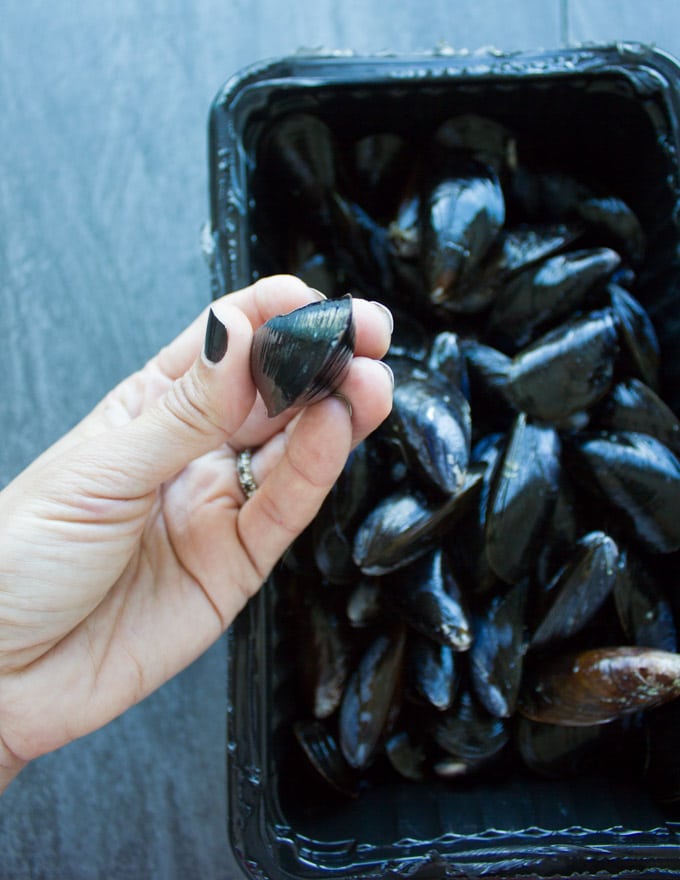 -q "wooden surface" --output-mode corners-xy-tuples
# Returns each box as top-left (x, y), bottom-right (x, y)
(1, 2), (679, 878)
